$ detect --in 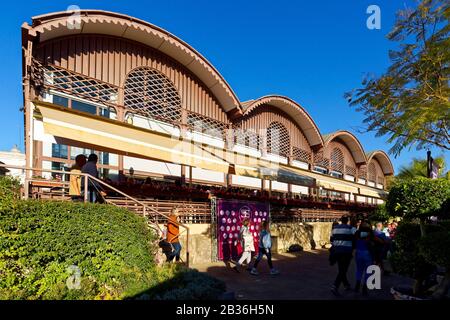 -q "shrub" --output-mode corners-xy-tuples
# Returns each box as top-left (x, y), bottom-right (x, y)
(386, 178), (450, 220)
(0, 176), (20, 202)
(0, 199), (158, 299)
(389, 222), (435, 279)
(0, 197), (227, 300)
